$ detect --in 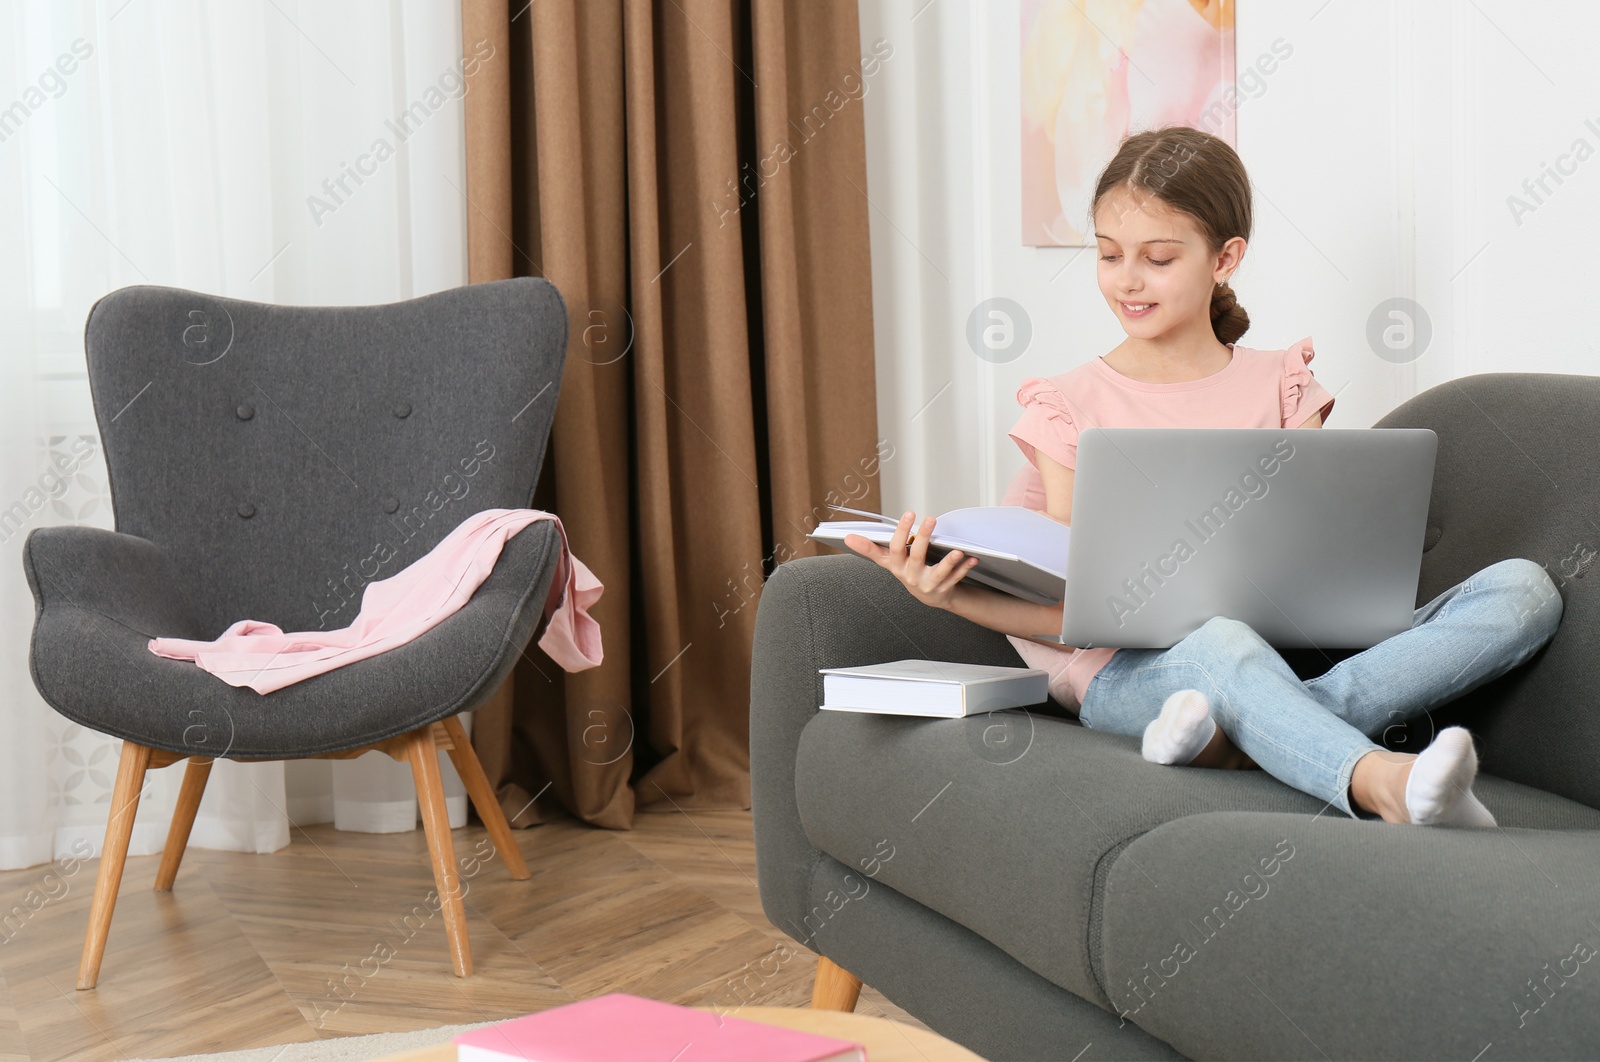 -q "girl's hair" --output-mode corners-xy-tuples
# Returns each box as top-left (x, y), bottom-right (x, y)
(1089, 125), (1252, 346)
